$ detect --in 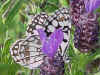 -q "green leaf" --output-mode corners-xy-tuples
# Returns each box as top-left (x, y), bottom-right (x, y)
(44, 0), (59, 13)
(59, 0), (69, 7)
(0, 37), (12, 63)
(0, 63), (21, 75)
(5, 0), (25, 26)
(0, 0), (12, 16)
